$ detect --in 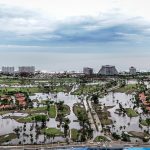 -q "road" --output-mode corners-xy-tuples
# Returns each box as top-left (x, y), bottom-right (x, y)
(0, 141), (150, 150)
